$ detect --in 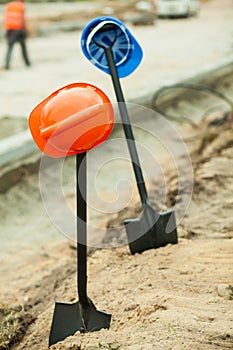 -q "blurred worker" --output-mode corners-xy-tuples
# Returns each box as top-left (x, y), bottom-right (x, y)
(3, 0), (31, 69)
